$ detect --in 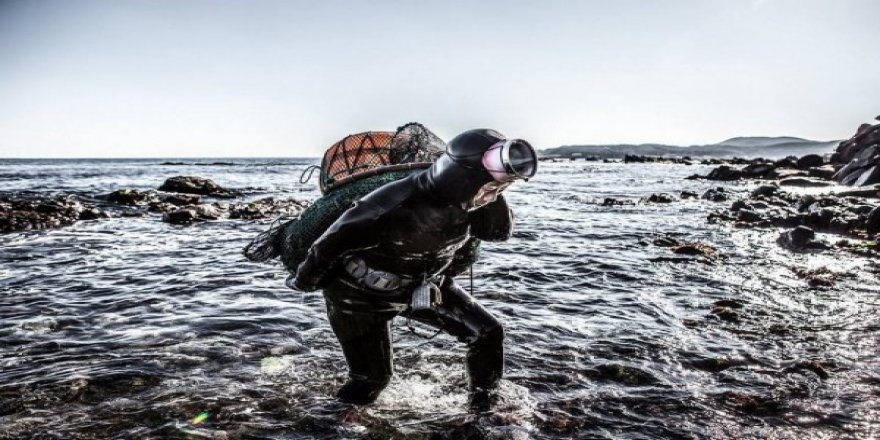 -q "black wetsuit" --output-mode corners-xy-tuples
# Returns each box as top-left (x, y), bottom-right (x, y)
(293, 129), (515, 406)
